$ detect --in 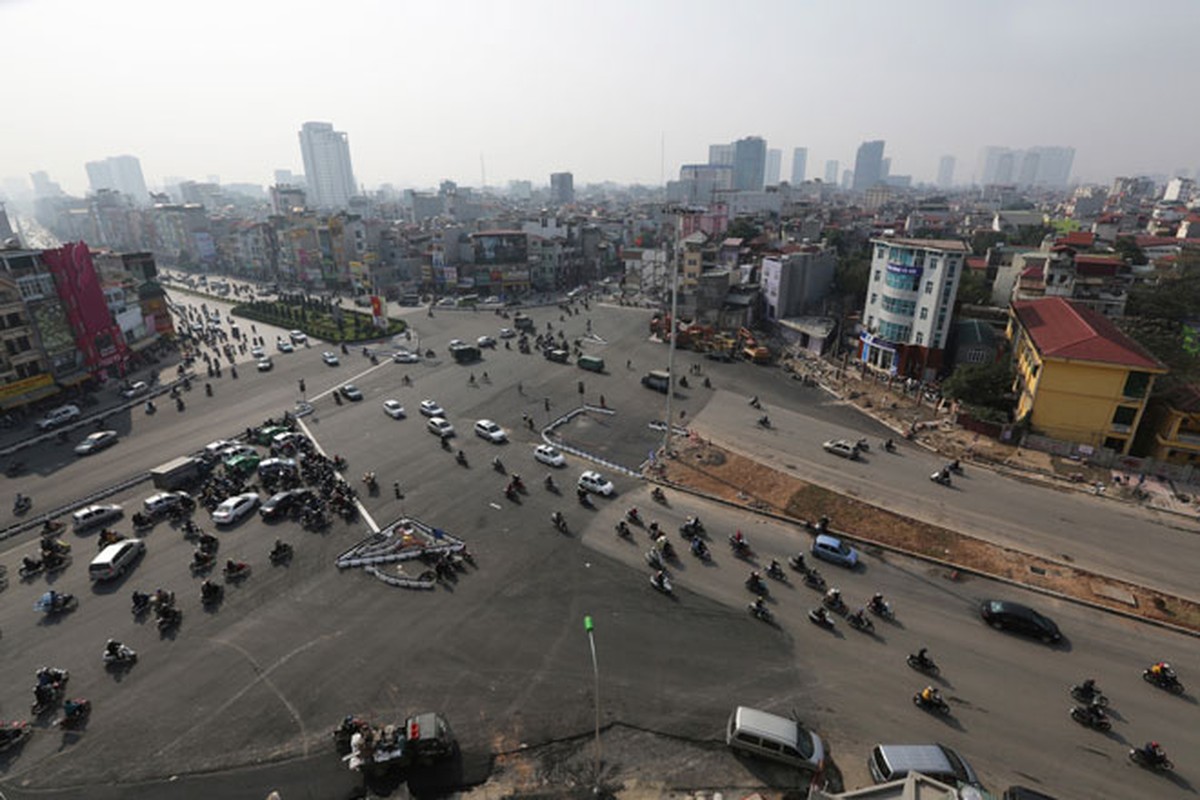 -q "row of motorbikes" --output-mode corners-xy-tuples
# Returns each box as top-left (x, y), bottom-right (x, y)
(27, 666), (90, 729)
